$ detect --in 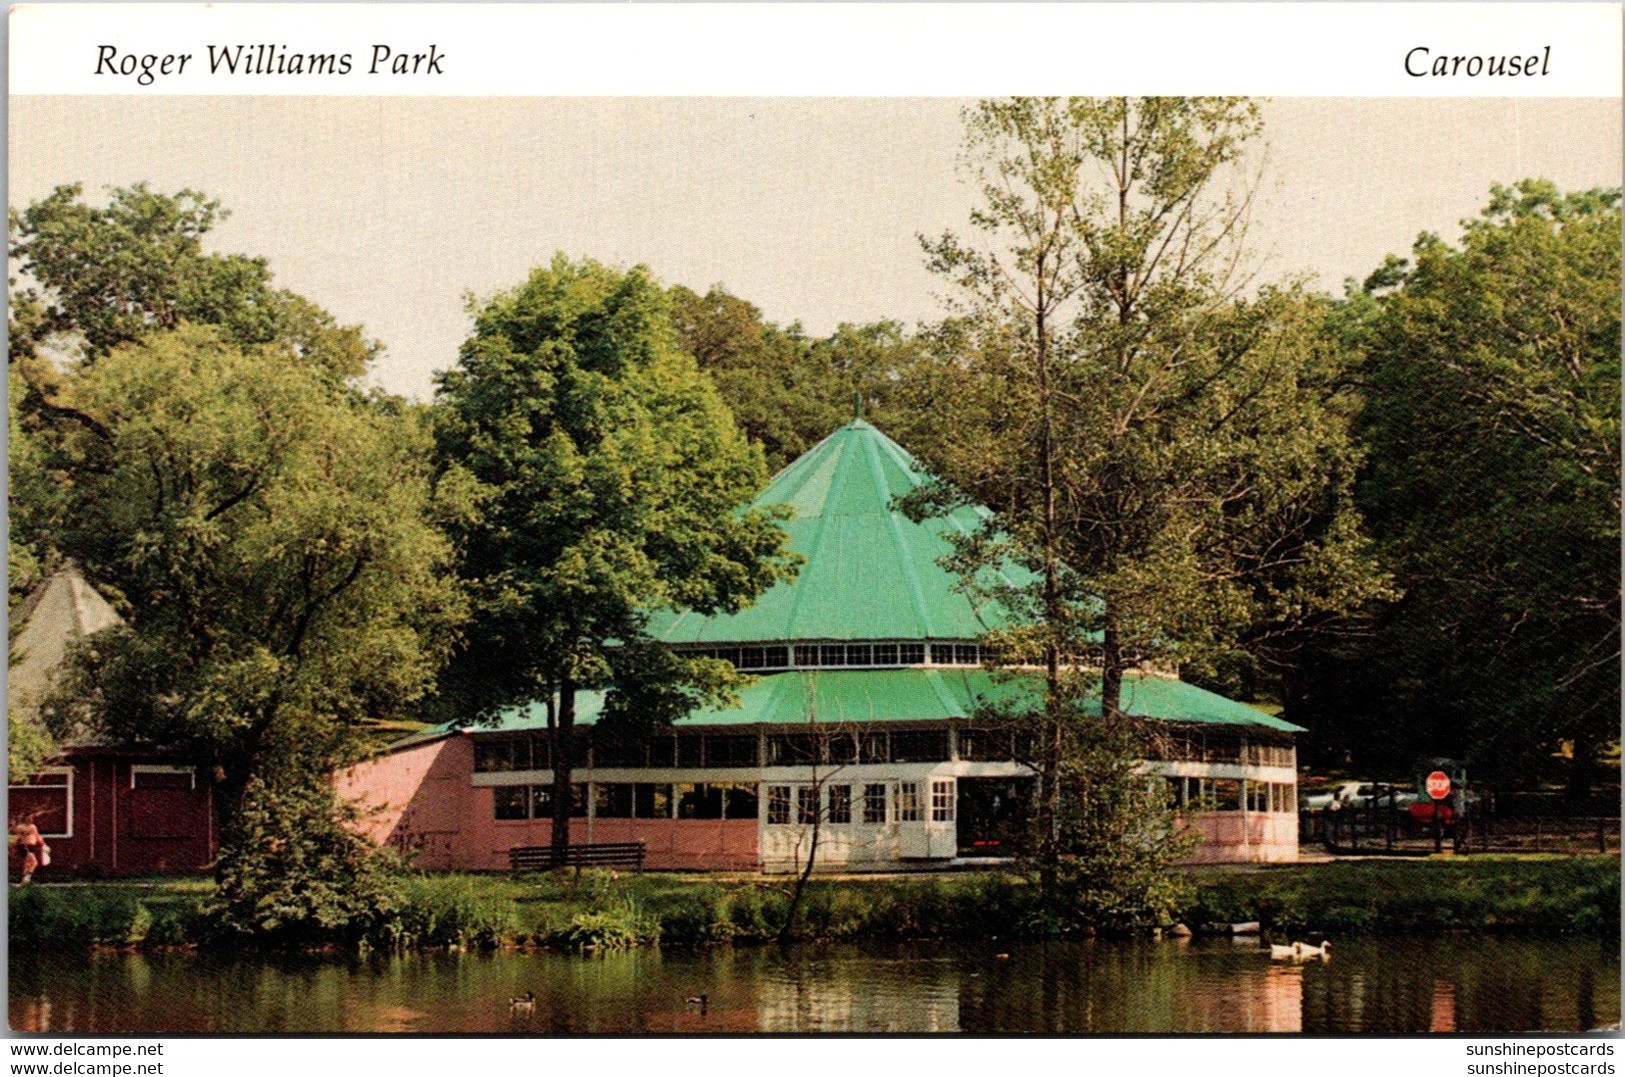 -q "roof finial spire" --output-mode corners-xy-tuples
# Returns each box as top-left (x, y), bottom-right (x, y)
(853, 391), (863, 422)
